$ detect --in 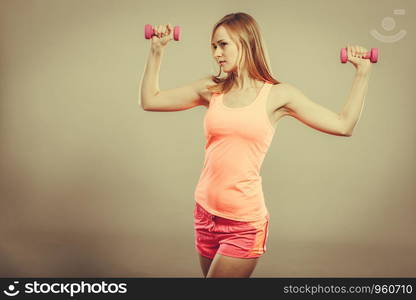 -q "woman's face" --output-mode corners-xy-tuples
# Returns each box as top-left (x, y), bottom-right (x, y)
(211, 26), (241, 73)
